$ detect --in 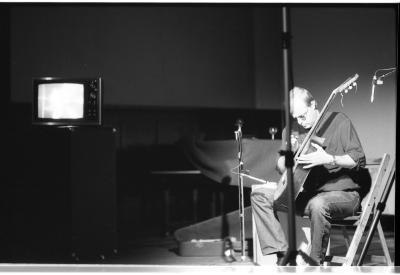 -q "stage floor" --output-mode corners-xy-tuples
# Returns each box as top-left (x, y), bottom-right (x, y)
(0, 264), (397, 274)
(96, 226), (395, 267)
(0, 224), (395, 272)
